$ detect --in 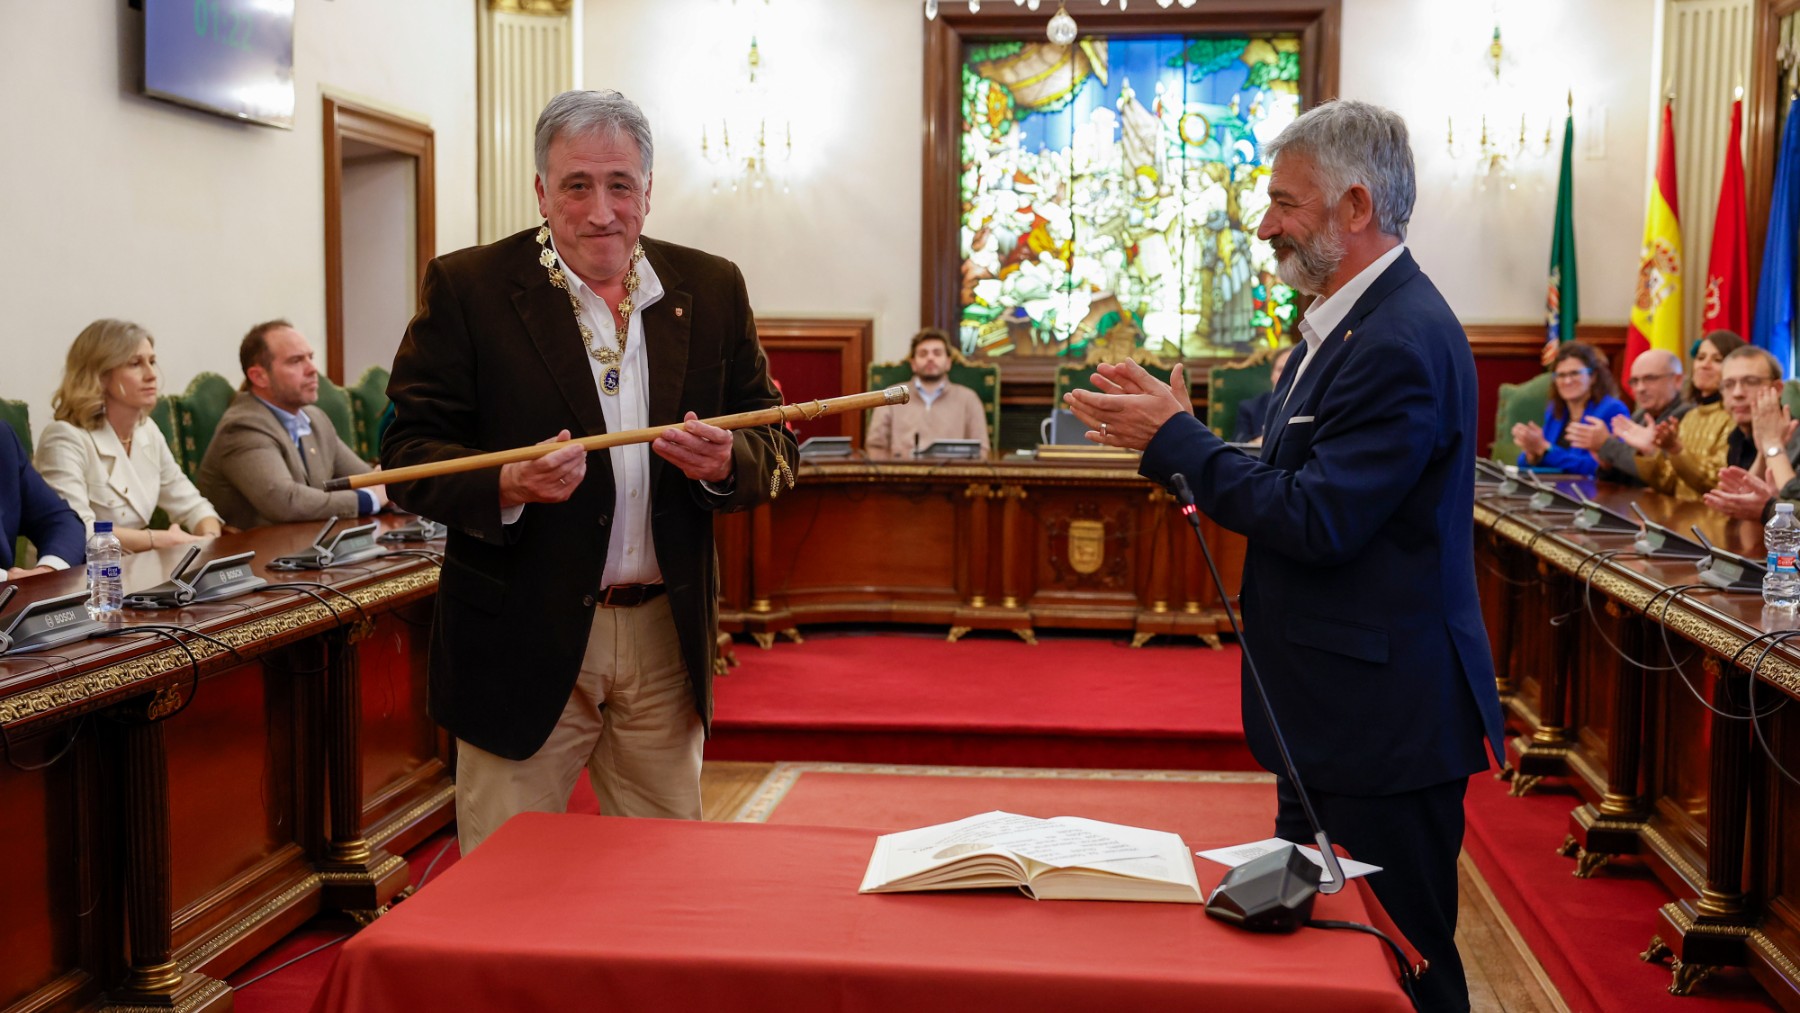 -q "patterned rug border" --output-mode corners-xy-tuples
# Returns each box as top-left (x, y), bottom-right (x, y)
(730, 761), (1276, 823)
